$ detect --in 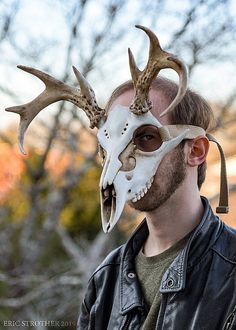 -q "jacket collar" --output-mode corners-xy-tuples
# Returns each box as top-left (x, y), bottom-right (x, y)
(119, 196), (223, 314)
